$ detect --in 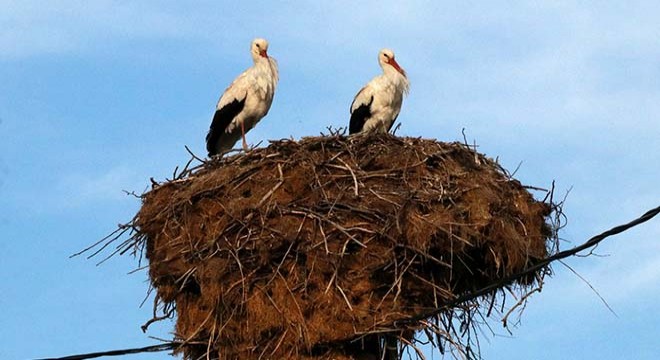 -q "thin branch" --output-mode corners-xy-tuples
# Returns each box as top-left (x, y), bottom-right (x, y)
(501, 287), (541, 329)
(559, 259), (617, 317)
(184, 145), (207, 165)
(257, 163), (284, 207)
